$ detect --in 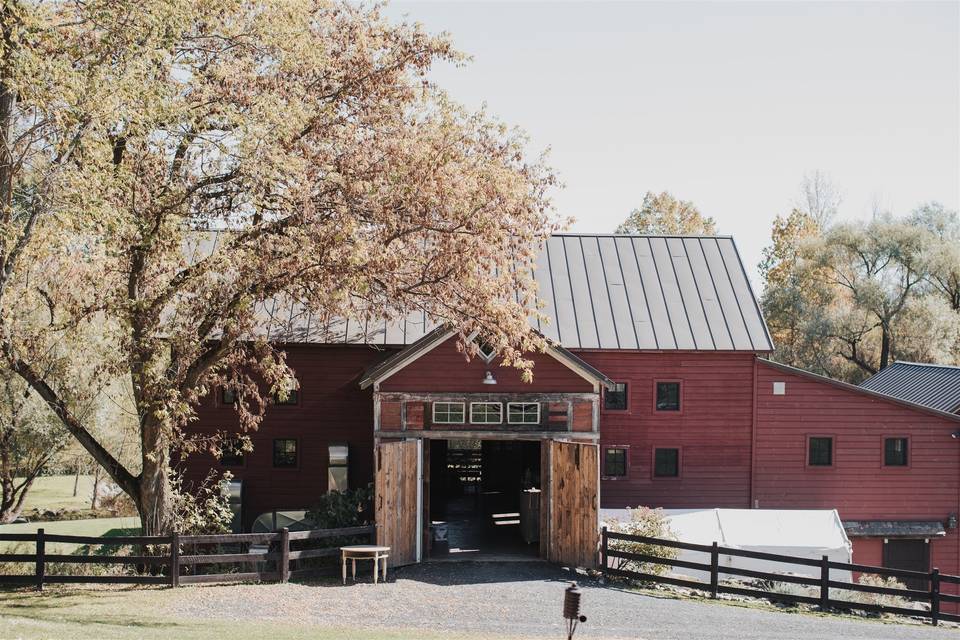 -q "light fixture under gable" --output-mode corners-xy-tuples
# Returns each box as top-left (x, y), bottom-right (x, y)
(482, 371), (497, 385)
